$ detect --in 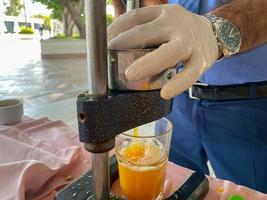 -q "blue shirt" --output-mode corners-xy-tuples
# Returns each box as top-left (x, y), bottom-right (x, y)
(168, 0), (267, 85)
